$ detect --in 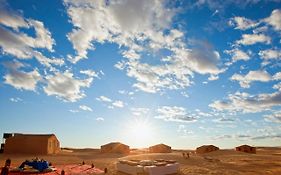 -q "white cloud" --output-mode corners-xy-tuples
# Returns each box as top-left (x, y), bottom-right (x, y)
(259, 49), (281, 60)
(273, 72), (281, 80)
(4, 69), (41, 91)
(96, 95), (112, 102)
(229, 16), (259, 30)
(0, 6), (29, 30)
(96, 95), (124, 108)
(79, 105), (93, 112)
(155, 106), (197, 123)
(209, 91), (281, 113)
(64, 0), (175, 62)
(80, 69), (99, 78)
(273, 82), (281, 91)
(0, 6), (64, 67)
(118, 90), (134, 96)
(3, 61), (41, 91)
(264, 9), (281, 31)
(236, 33), (271, 45)
(44, 71), (93, 102)
(253, 26), (268, 34)
(69, 109), (79, 113)
(208, 74), (219, 81)
(116, 41), (223, 93)
(9, 97), (23, 102)
(230, 70), (272, 88)
(96, 117), (104, 121)
(265, 111), (281, 123)
(225, 48), (251, 63)
(181, 92), (189, 98)
(112, 100), (124, 108)
(213, 117), (235, 123)
(64, 0), (223, 93)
